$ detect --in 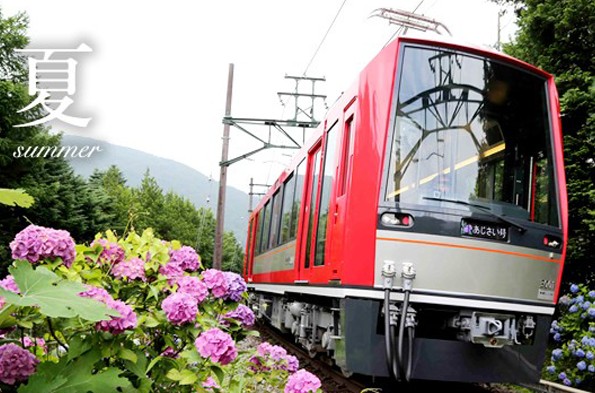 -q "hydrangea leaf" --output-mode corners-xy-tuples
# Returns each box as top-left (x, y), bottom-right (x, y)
(0, 188), (34, 208)
(0, 260), (118, 321)
(18, 349), (132, 393)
